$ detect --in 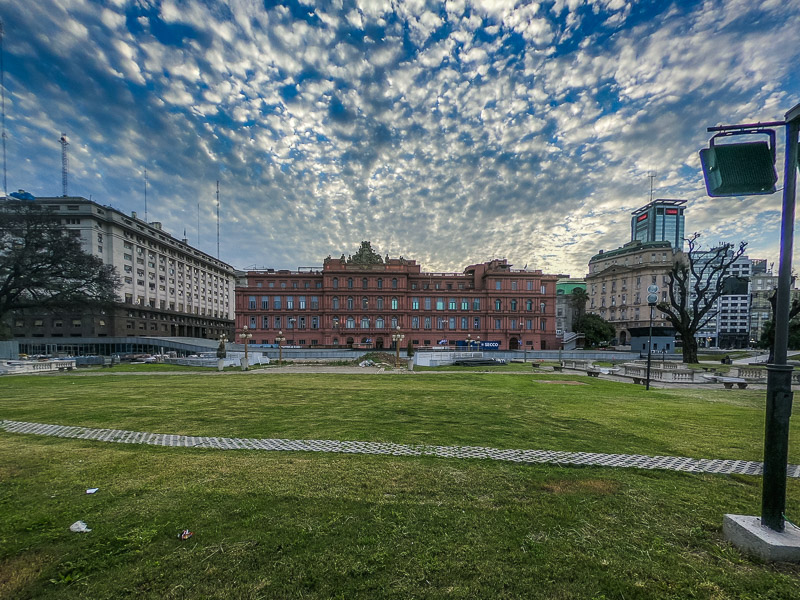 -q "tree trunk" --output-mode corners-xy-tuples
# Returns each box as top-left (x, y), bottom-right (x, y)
(681, 335), (699, 364)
